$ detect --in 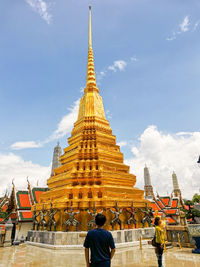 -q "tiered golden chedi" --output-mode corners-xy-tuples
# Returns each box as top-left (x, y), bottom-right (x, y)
(34, 7), (149, 231)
